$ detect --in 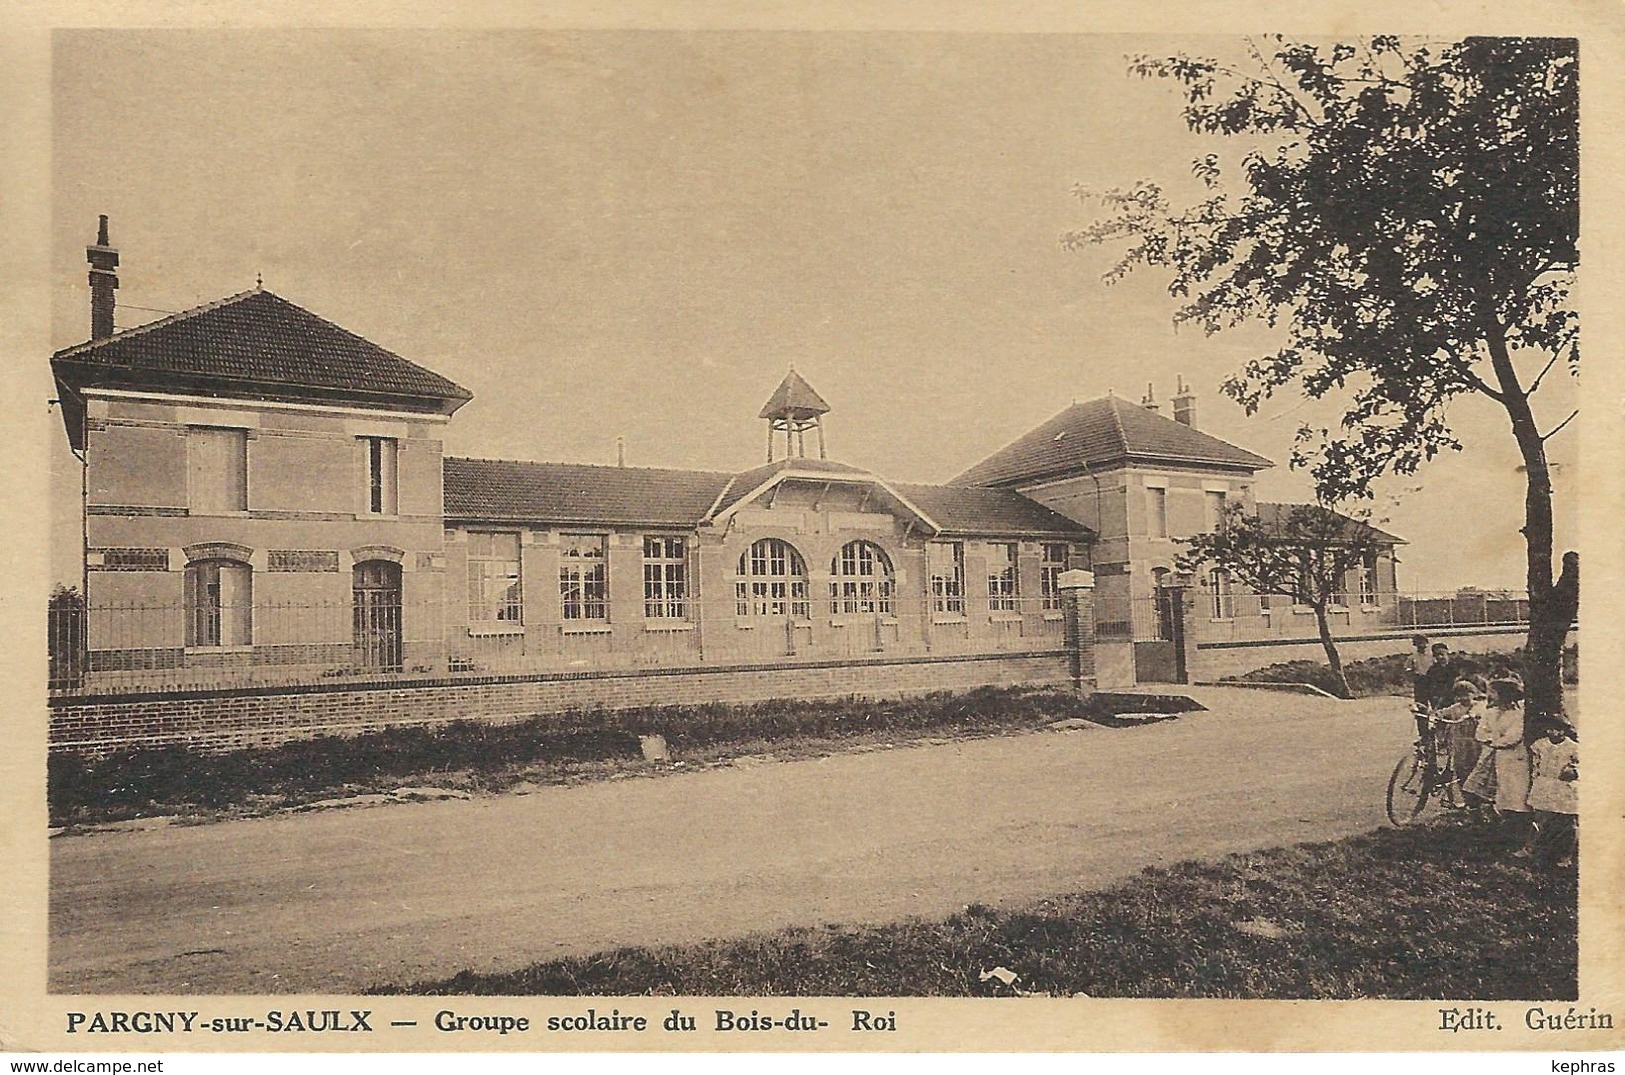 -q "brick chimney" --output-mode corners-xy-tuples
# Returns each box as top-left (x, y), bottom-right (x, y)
(1140, 383), (1159, 414)
(1172, 375), (1196, 427)
(87, 214), (119, 339)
